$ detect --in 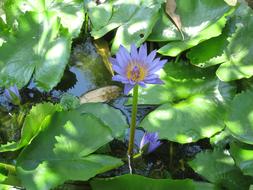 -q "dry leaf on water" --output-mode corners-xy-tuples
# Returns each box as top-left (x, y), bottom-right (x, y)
(80, 85), (121, 103)
(165, 0), (184, 40)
